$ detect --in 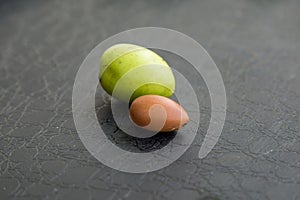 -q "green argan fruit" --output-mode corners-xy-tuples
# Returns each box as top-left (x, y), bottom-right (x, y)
(99, 44), (175, 101)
